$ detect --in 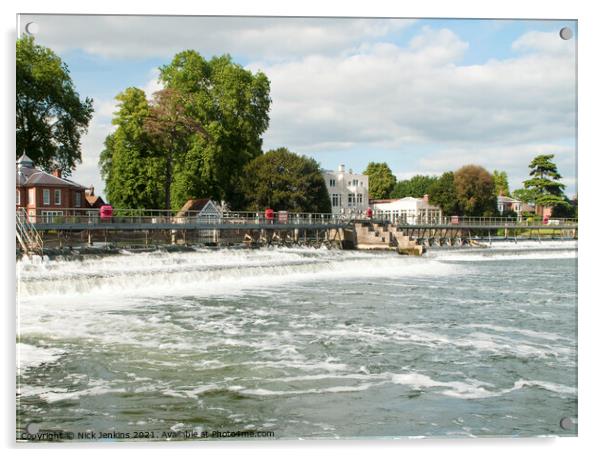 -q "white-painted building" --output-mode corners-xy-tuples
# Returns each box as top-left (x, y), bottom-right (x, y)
(322, 164), (369, 215)
(371, 196), (442, 225)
